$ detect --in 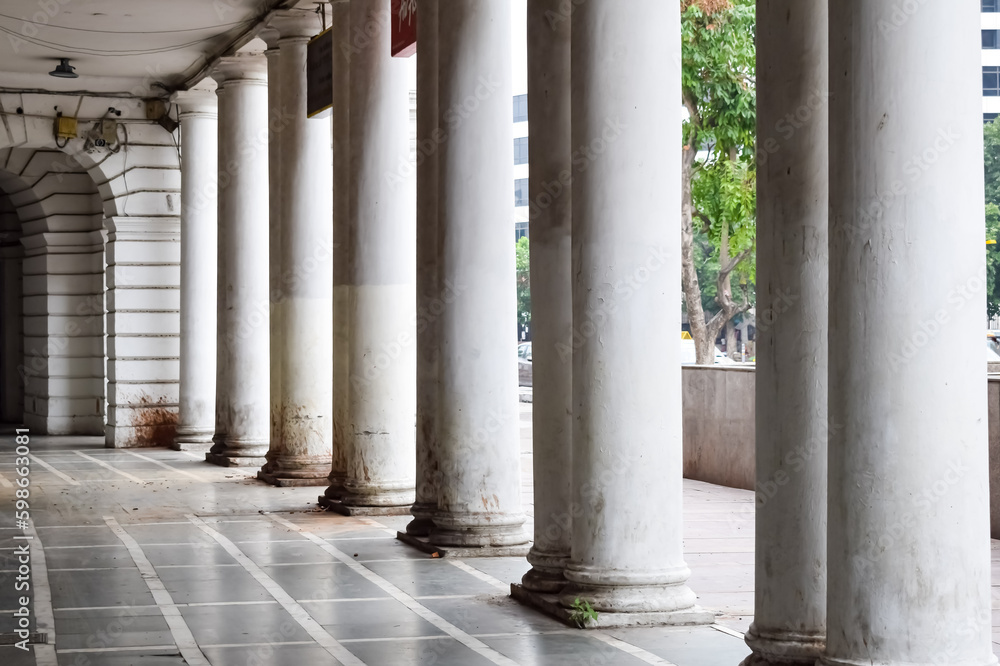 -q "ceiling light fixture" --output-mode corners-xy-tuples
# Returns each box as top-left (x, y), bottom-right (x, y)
(49, 58), (78, 79)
